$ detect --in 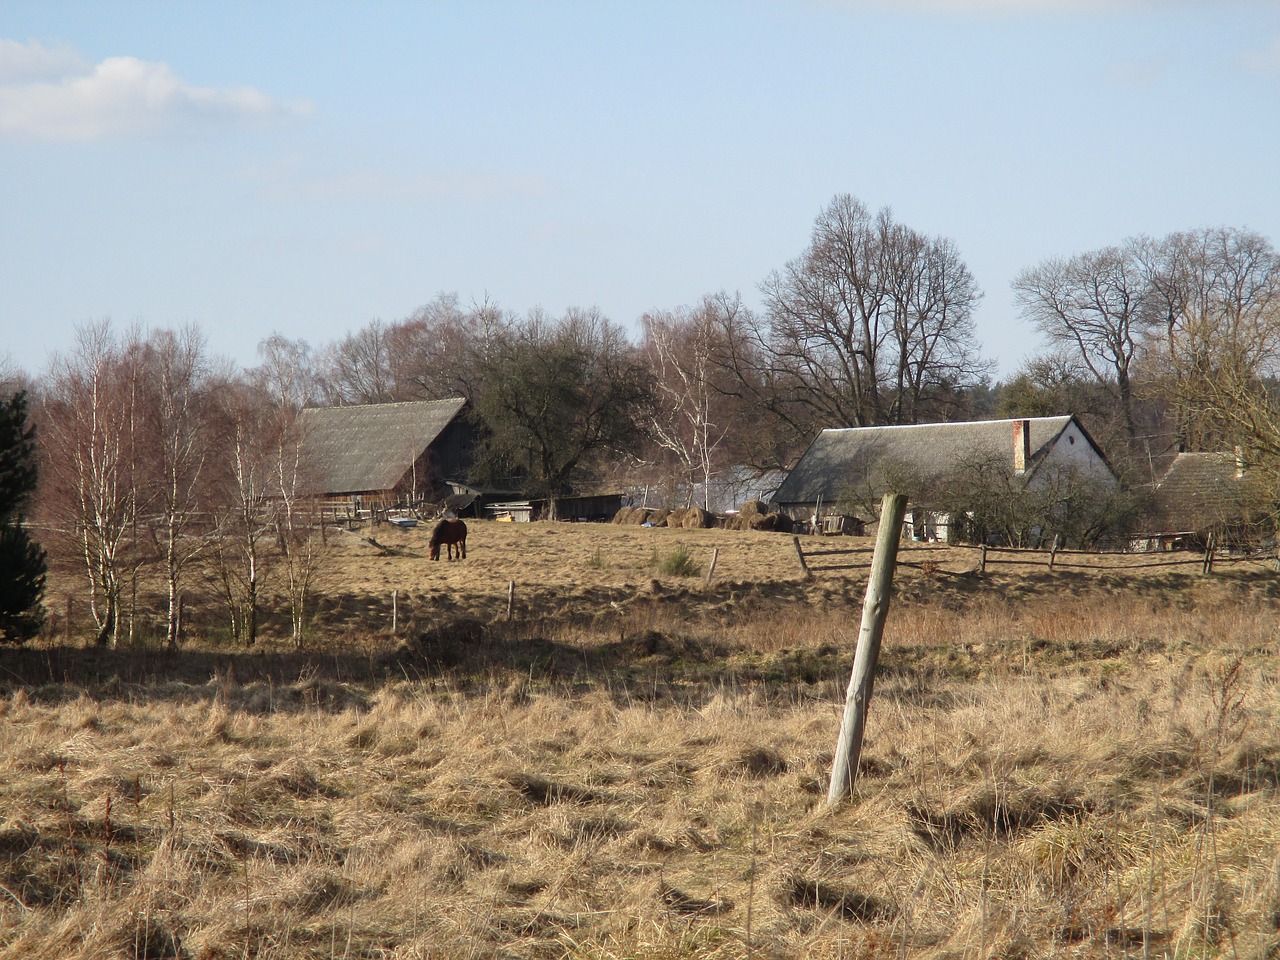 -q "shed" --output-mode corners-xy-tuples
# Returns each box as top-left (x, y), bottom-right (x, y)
(484, 493), (626, 523)
(771, 415), (1116, 541)
(1138, 452), (1265, 550)
(298, 398), (474, 511)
